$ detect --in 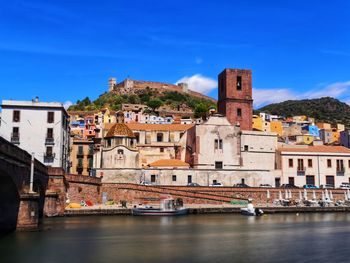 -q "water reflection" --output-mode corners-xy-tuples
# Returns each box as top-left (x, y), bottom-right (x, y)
(1, 213), (350, 263)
